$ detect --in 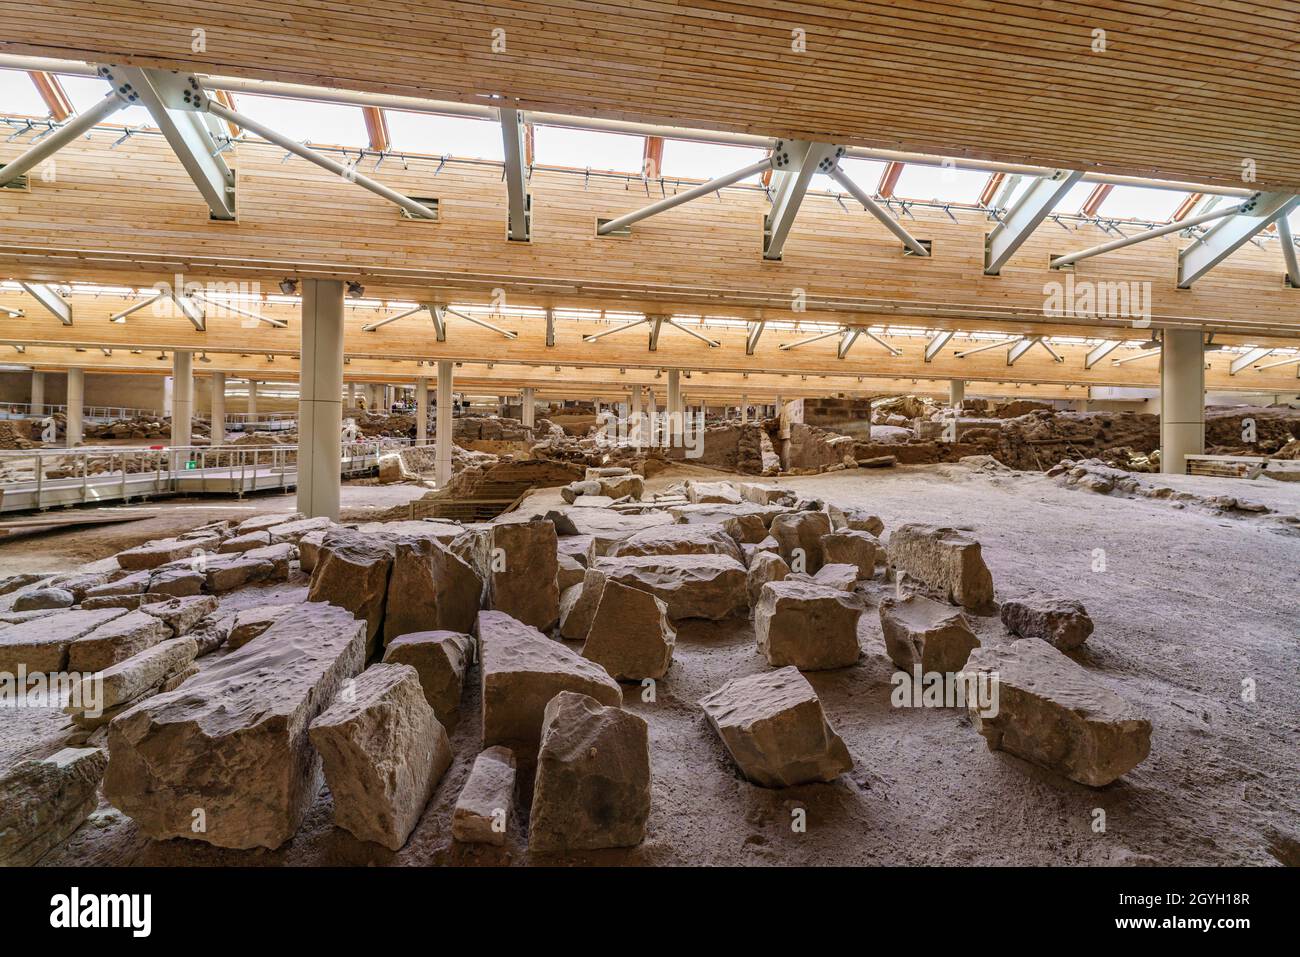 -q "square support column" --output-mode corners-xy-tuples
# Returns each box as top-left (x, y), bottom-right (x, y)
(210, 371), (226, 444)
(171, 350), (193, 448)
(247, 379), (258, 417)
(298, 279), (345, 519)
(30, 371), (44, 415)
(435, 360), (453, 487)
(65, 368), (84, 447)
(949, 379), (965, 408)
(1160, 329), (1205, 475)
(521, 386), (535, 428)
(667, 369), (682, 443)
(739, 394), (748, 424)
(416, 376), (429, 444)
(629, 386), (642, 444)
